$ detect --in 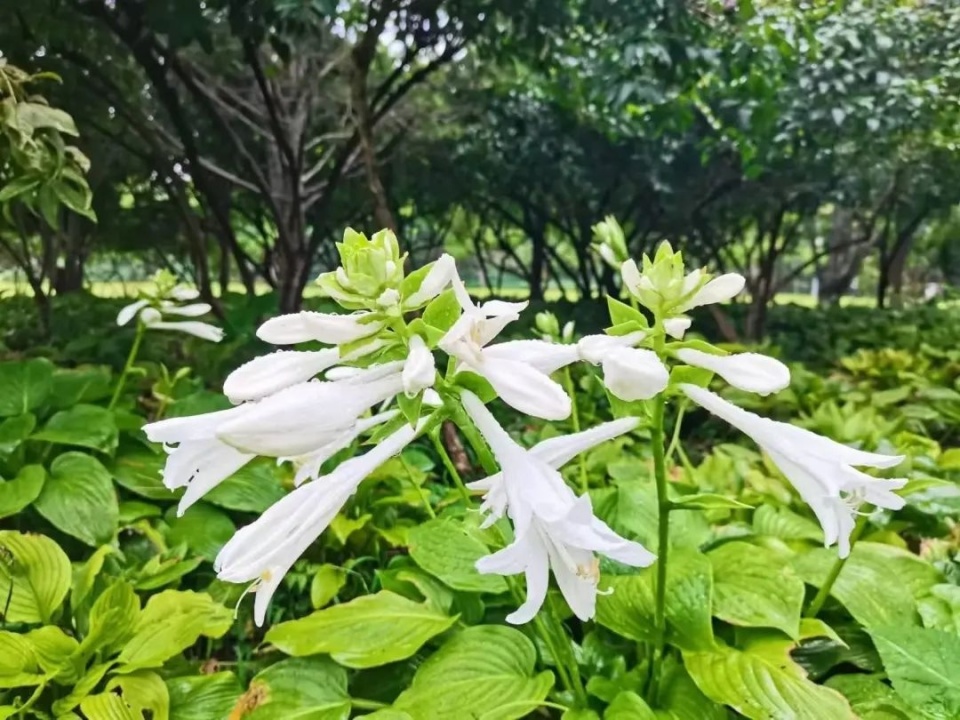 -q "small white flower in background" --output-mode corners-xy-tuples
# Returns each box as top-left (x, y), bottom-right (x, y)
(216, 420), (424, 626)
(681, 384), (907, 557)
(462, 391), (655, 624)
(440, 278), (572, 420)
(117, 278), (223, 343)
